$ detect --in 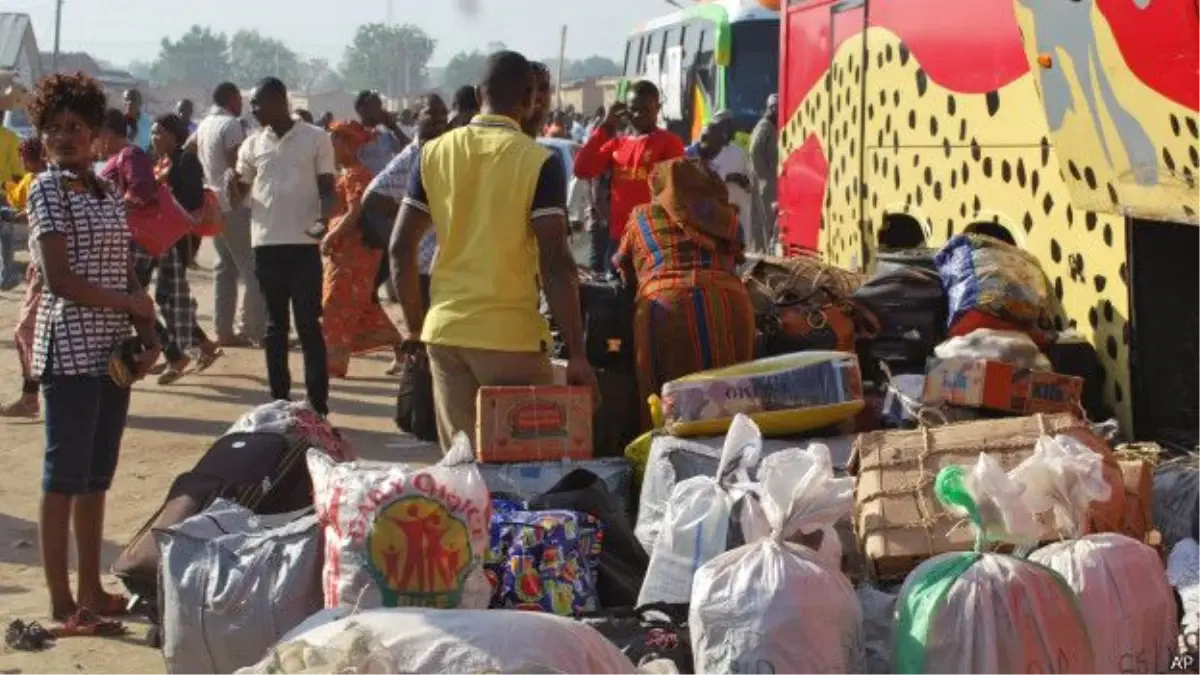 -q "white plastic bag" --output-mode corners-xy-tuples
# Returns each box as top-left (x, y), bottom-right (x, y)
(637, 415), (759, 605)
(308, 432), (491, 611)
(893, 458), (1093, 673)
(689, 439), (863, 674)
(934, 328), (1052, 370)
(1015, 435), (1178, 673)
